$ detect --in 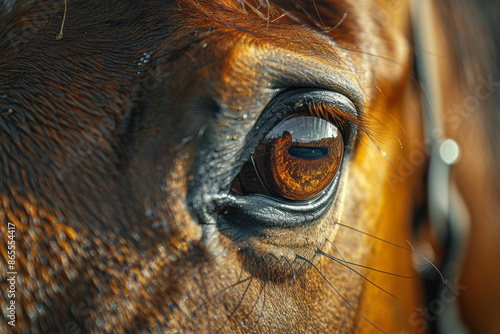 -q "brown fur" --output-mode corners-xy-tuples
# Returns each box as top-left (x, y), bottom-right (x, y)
(1, 0), (499, 333)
